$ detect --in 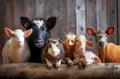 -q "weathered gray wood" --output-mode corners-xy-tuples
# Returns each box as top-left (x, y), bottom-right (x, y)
(35, 0), (46, 17)
(0, 63), (120, 79)
(106, 0), (117, 44)
(23, 0), (35, 18)
(76, 0), (86, 35)
(45, 0), (66, 39)
(66, 0), (76, 34)
(117, 0), (120, 44)
(96, 0), (107, 30)
(86, 0), (97, 54)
